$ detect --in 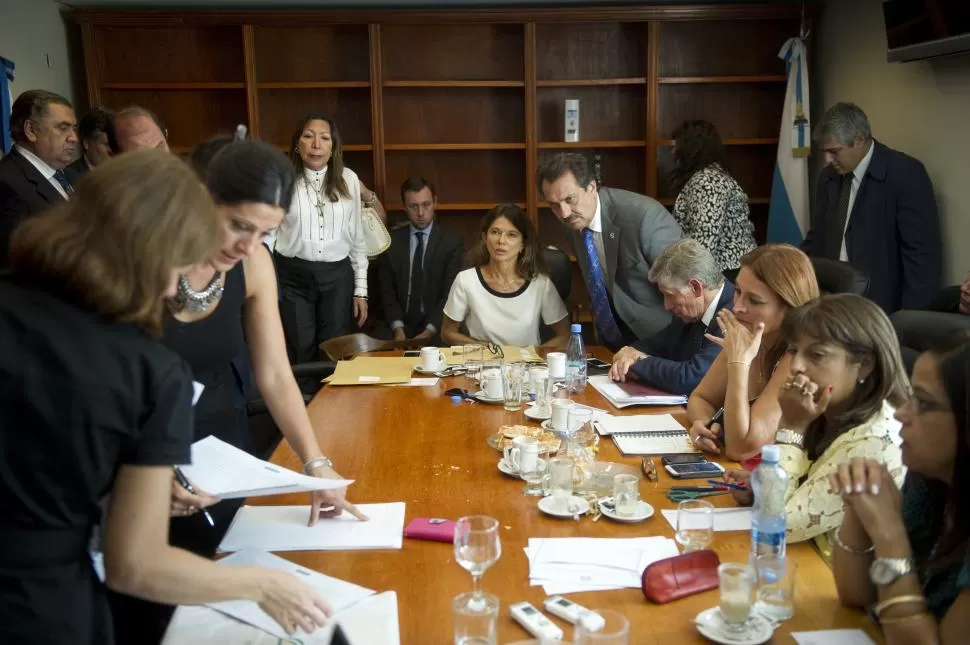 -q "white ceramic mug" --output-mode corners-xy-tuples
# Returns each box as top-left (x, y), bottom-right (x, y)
(546, 352), (566, 379)
(481, 367), (503, 399)
(420, 346), (446, 371)
(503, 435), (539, 474)
(550, 399), (574, 431)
